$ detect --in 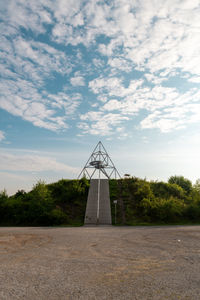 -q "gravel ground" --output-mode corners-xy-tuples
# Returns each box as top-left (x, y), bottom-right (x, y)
(0, 225), (200, 300)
